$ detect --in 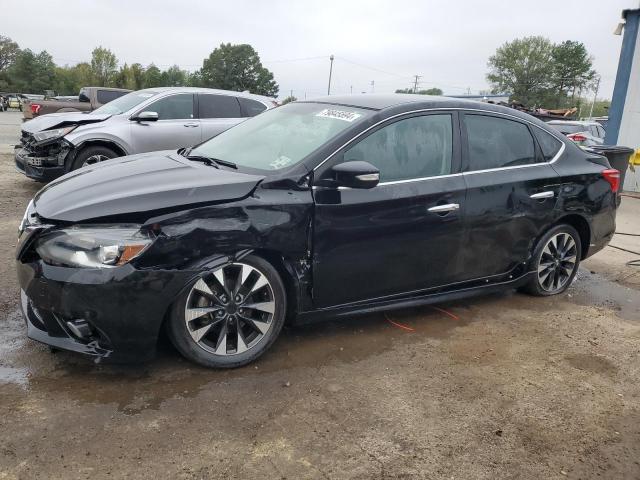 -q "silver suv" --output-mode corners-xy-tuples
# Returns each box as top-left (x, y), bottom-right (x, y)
(16, 87), (276, 181)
